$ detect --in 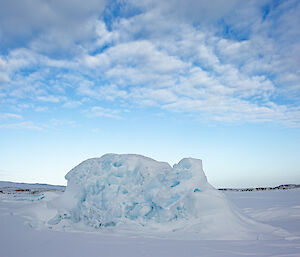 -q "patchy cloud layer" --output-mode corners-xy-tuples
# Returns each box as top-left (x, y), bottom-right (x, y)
(0, 0), (300, 128)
